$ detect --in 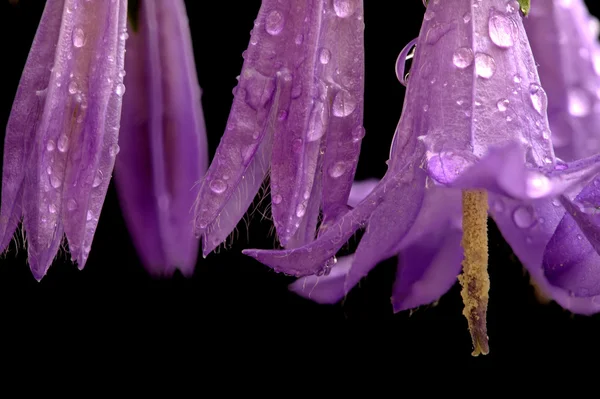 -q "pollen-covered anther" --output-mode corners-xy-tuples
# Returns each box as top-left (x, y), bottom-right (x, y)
(458, 189), (490, 357)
